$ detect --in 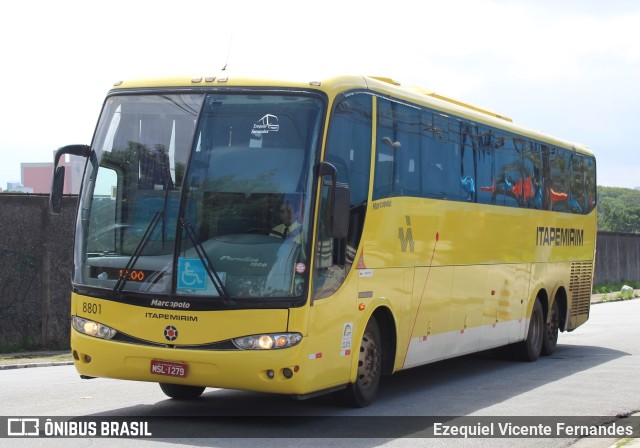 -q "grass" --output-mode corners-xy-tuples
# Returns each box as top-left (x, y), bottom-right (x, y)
(613, 438), (633, 448)
(593, 281), (640, 294)
(594, 281), (639, 302)
(0, 351), (72, 362)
